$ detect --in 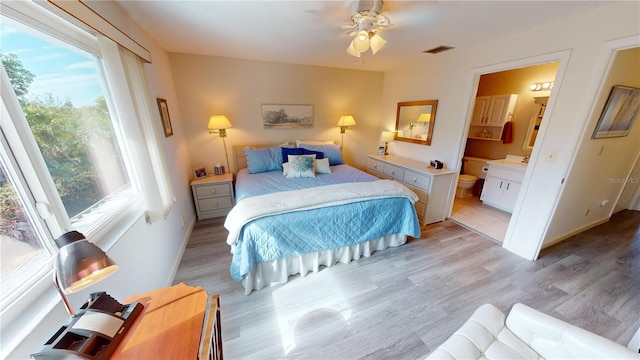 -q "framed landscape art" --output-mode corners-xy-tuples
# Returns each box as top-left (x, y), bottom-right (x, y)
(261, 104), (313, 129)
